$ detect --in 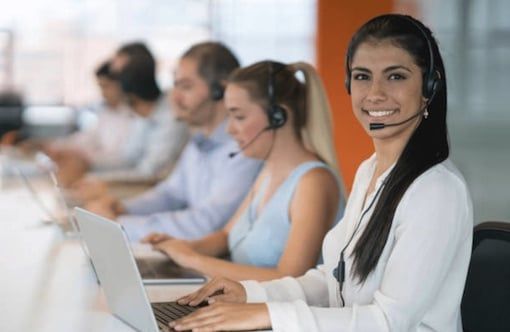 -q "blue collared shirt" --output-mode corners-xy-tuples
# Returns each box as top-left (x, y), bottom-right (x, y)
(119, 120), (262, 241)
